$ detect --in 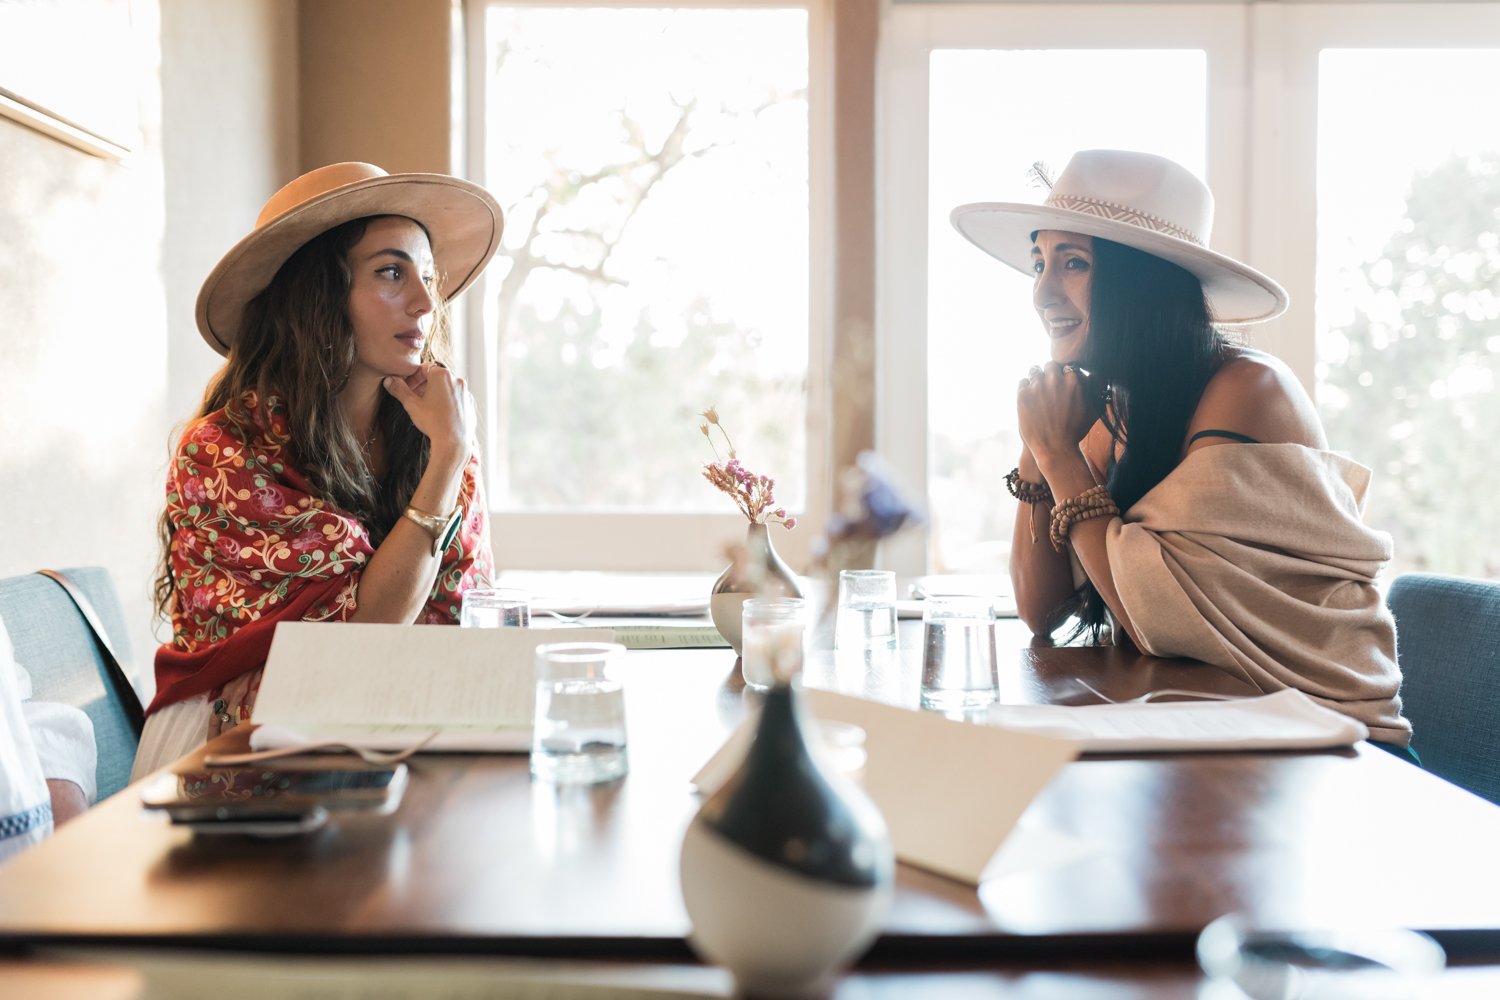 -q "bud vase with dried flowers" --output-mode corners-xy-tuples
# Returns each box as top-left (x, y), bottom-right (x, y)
(681, 444), (905, 1000)
(699, 408), (801, 654)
